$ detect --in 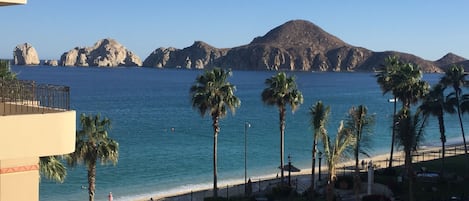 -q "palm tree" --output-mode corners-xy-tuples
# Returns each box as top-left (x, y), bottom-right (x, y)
(321, 121), (355, 201)
(418, 84), (452, 175)
(394, 109), (425, 201)
(440, 65), (468, 155)
(376, 58), (429, 168)
(393, 63), (429, 111)
(376, 56), (401, 168)
(261, 72), (303, 183)
(309, 101), (330, 197)
(345, 105), (374, 201)
(189, 68), (240, 198)
(39, 156), (67, 183)
(67, 114), (119, 201)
